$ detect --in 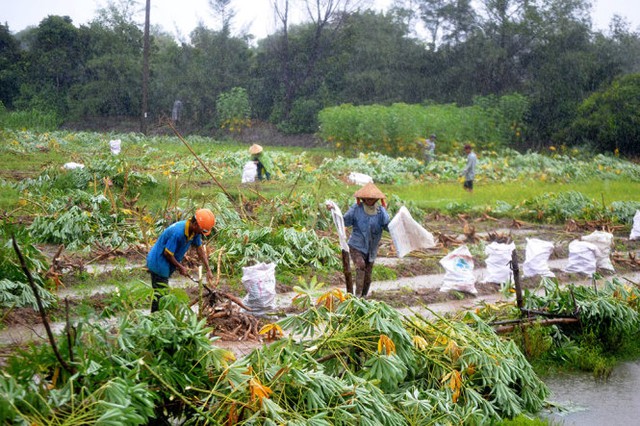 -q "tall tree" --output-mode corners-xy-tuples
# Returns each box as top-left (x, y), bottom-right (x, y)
(269, 0), (368, 125)
(66, 4), (144, 118)
(17, 16), (84, 115)
(0, 24), (22, 108)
